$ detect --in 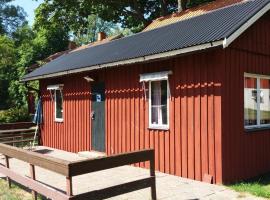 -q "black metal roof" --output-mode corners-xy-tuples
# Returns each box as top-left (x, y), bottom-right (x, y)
(23, 0), (270, 81)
